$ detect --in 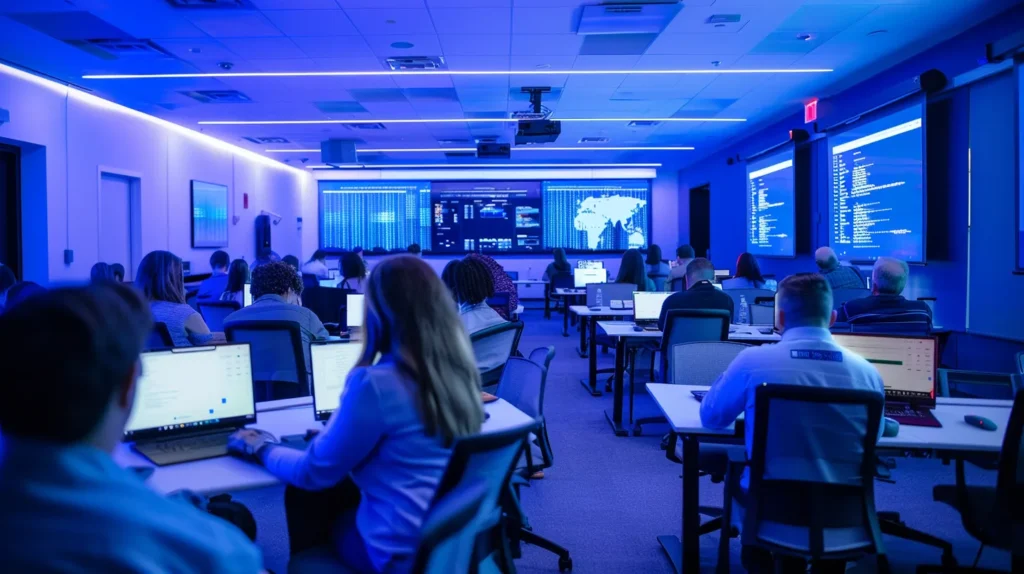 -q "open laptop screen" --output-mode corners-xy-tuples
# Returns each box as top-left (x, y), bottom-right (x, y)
(574, 268), (606, 288)
(633, 291), (672, 322)
(124, 344), (256, 440)
(243, 283), (252, 306)
(577, 260), (604, 270)
(347, 293), (365, 328)
(832, 333), (937, 404)
(311, 342), (364, 421)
